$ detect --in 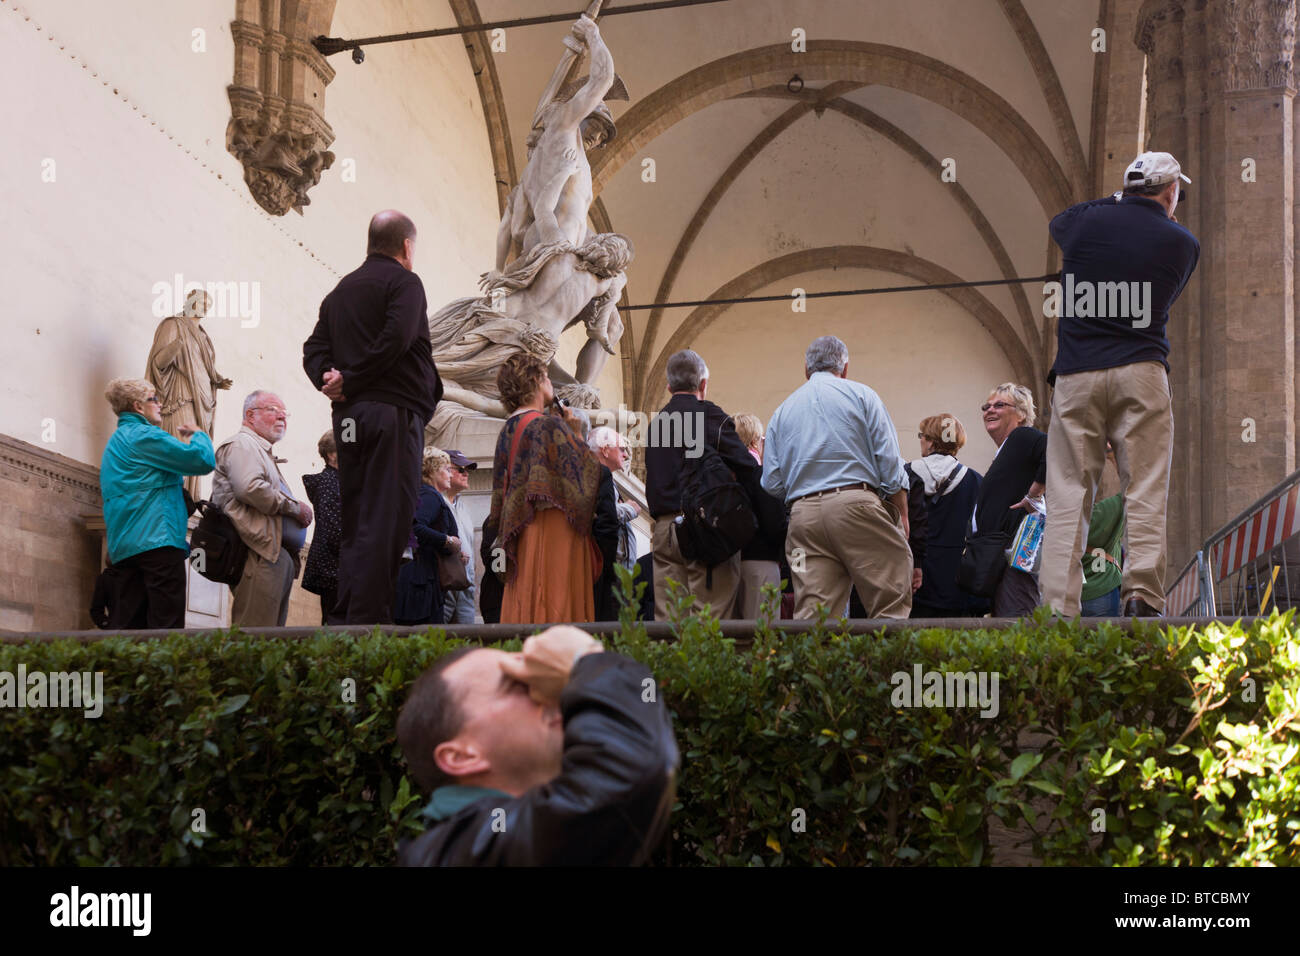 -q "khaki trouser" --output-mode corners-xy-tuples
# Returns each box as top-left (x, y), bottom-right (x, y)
(652, 515), (741, 619)
(737, 560), (782, 619)
(231, 548), (296, 627)
(787, 487), (912, 619)
(1040, 362), (1173, 616)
